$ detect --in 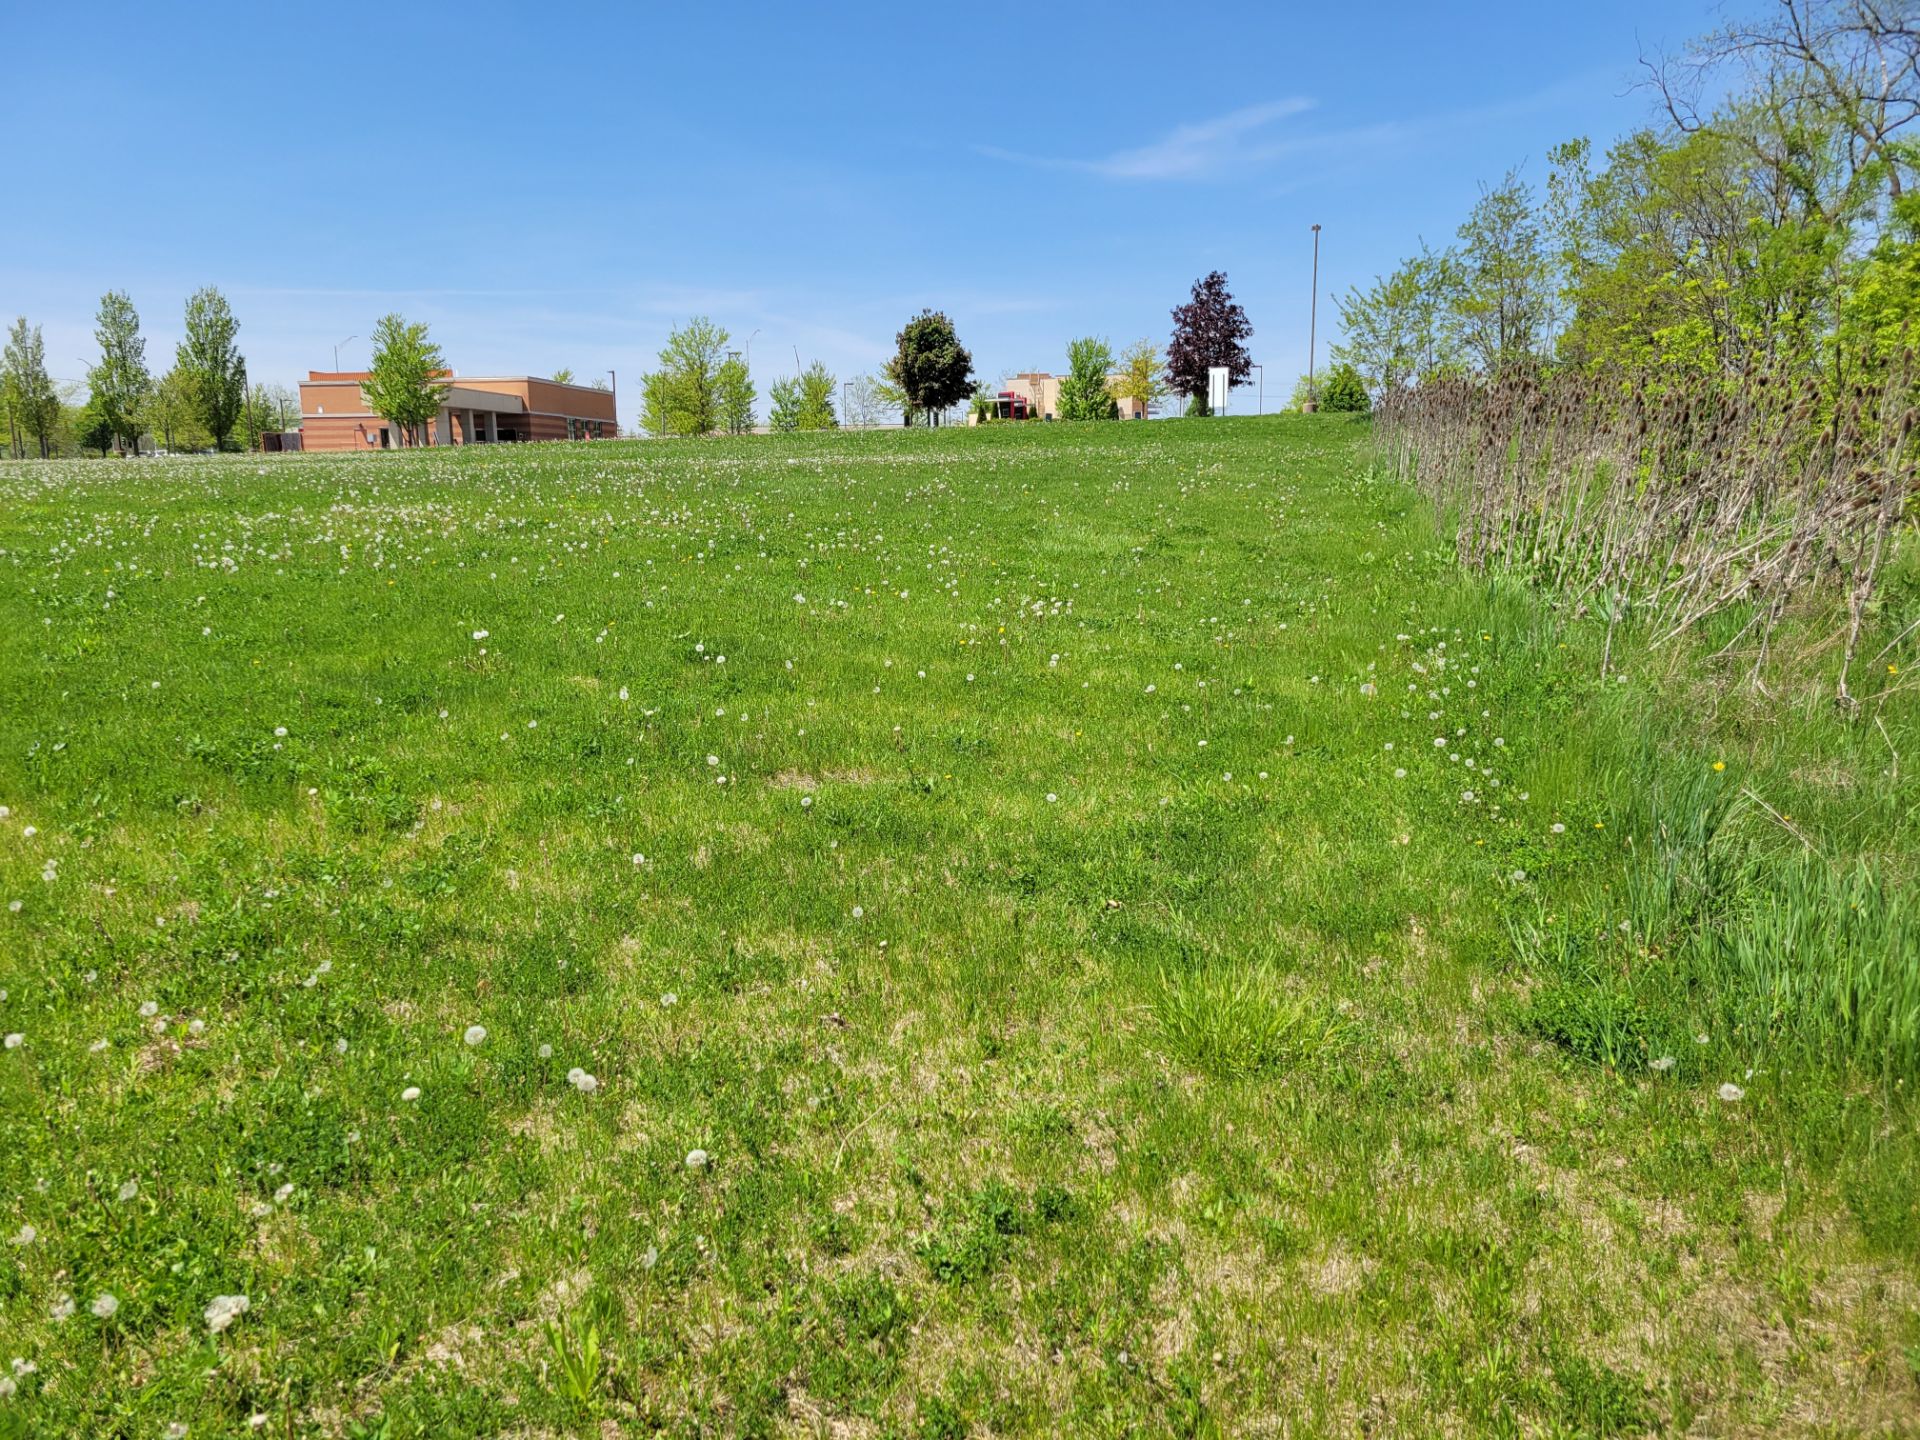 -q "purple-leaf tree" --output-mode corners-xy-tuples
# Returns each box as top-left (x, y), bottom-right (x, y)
(1165, 271), (1253, 405)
